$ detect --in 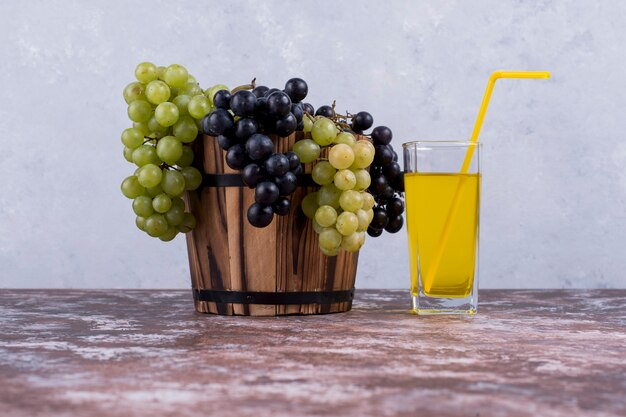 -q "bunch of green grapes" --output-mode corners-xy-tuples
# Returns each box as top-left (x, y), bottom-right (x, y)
(294, 116), (376, 256)
(120, 62), (222, 241)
